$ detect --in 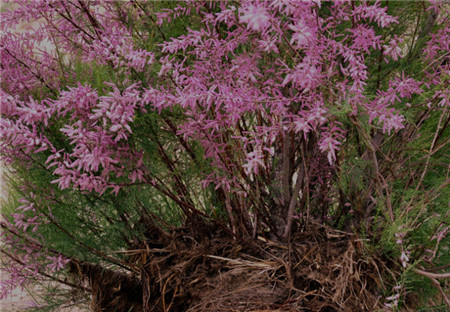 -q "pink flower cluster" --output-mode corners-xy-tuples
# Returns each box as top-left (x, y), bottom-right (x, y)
(0, 0), (448, 303)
